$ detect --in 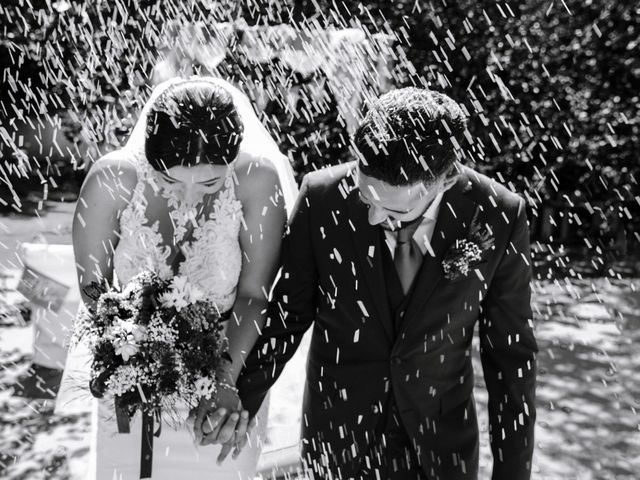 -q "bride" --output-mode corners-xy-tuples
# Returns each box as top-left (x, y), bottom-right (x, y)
(64, 76), (298, 479)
